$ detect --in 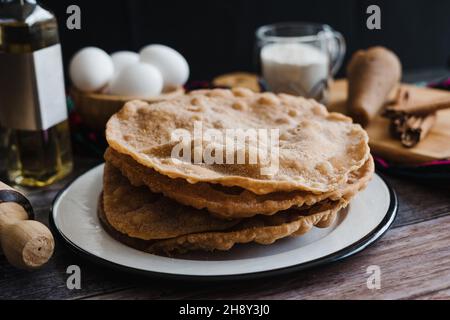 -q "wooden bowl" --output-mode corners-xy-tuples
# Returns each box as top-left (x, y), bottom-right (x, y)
(71, 86), (185, 131)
